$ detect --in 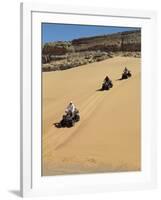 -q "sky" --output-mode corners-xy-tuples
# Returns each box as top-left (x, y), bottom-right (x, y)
(42, 23), (139, 44)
